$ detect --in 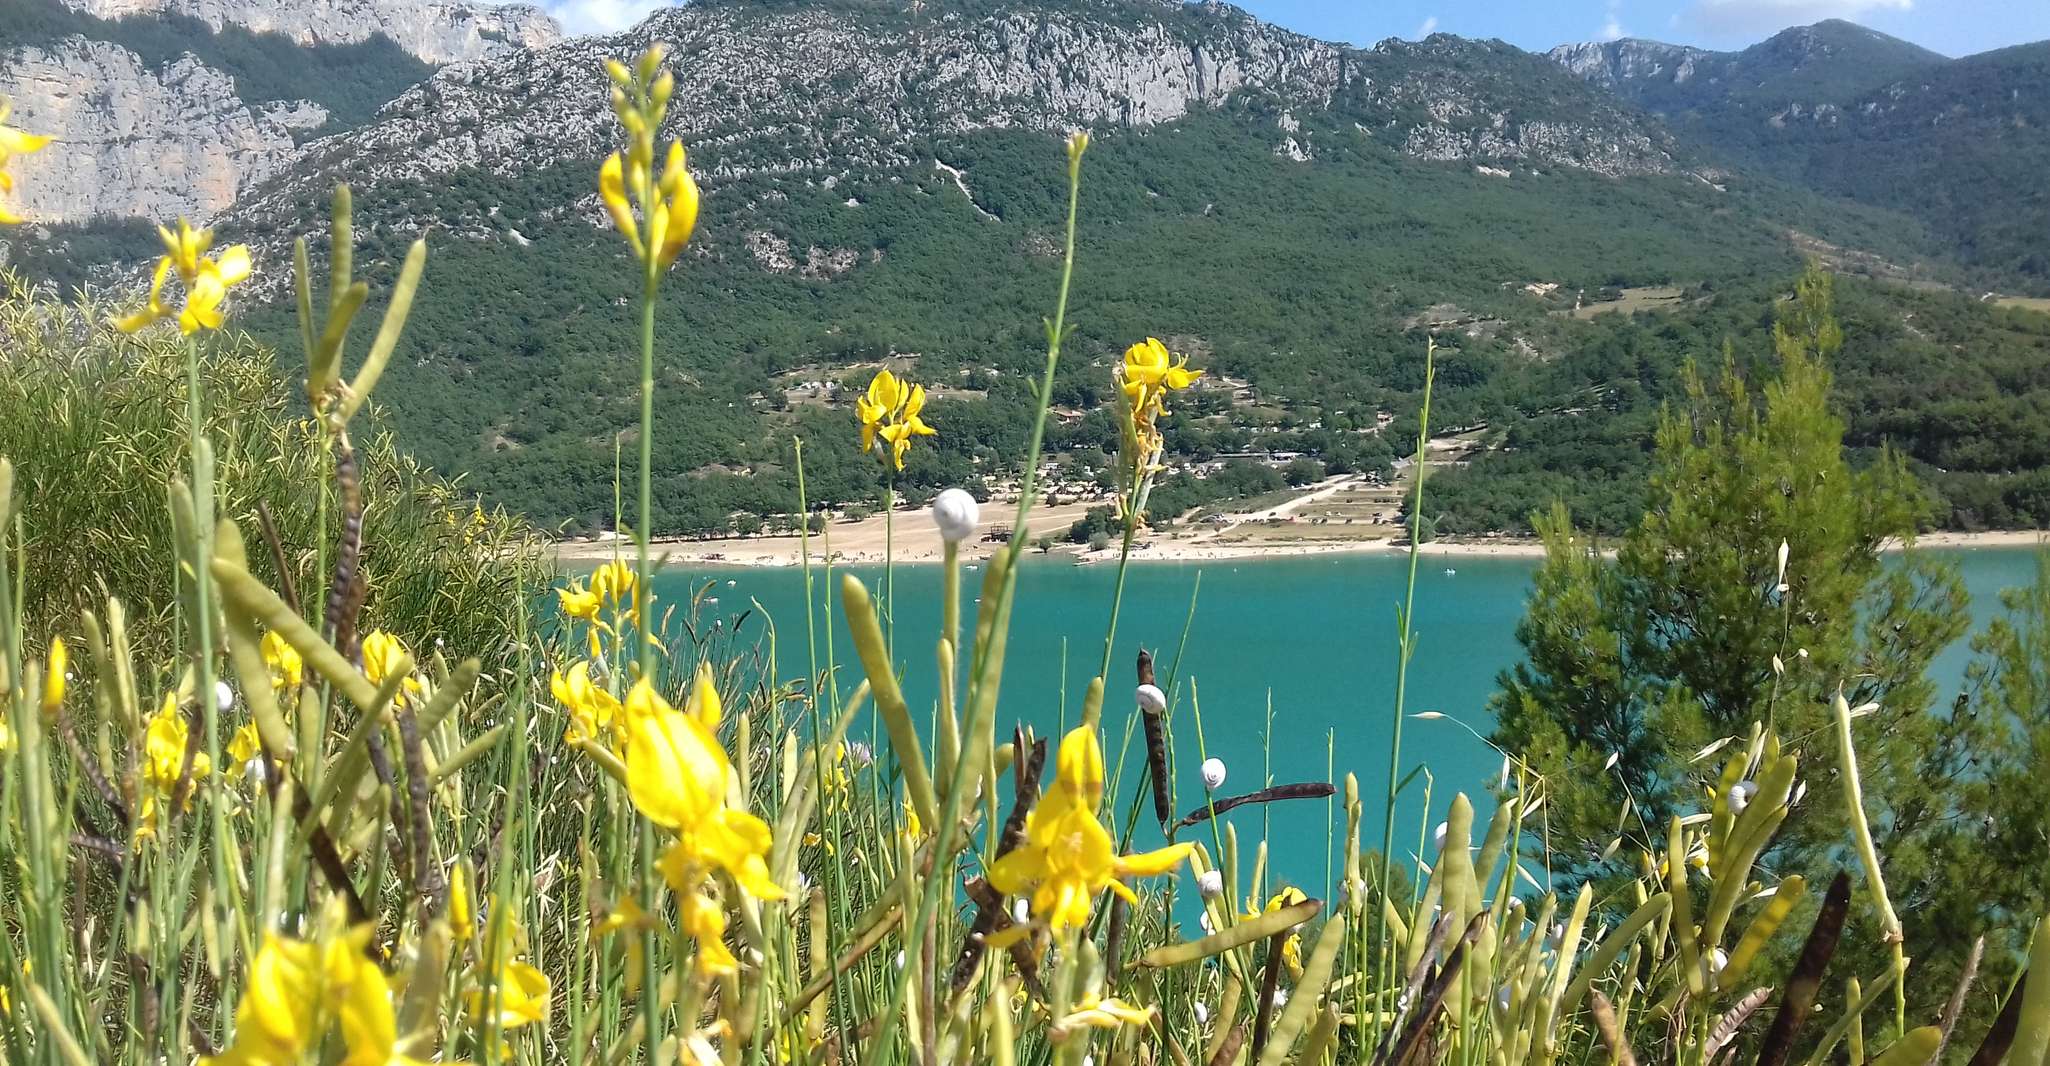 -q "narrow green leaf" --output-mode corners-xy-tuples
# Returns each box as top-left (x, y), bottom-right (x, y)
(338, 239), (426, 423)
(840, 573), (935, 827)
